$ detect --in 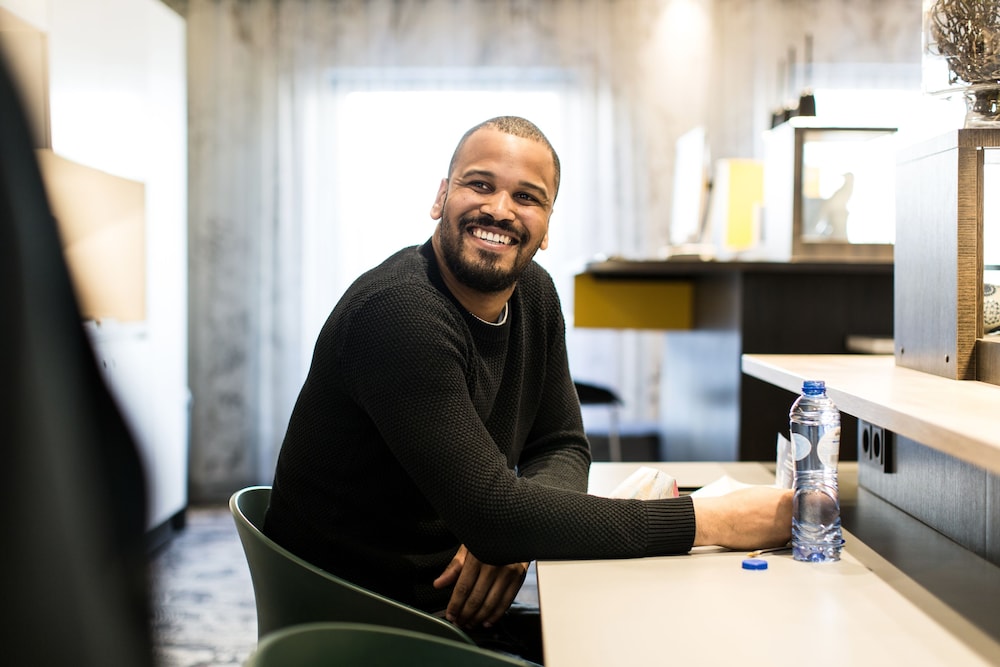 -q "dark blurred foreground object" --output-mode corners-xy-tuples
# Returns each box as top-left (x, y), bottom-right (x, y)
(0, 54), (153, 666)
